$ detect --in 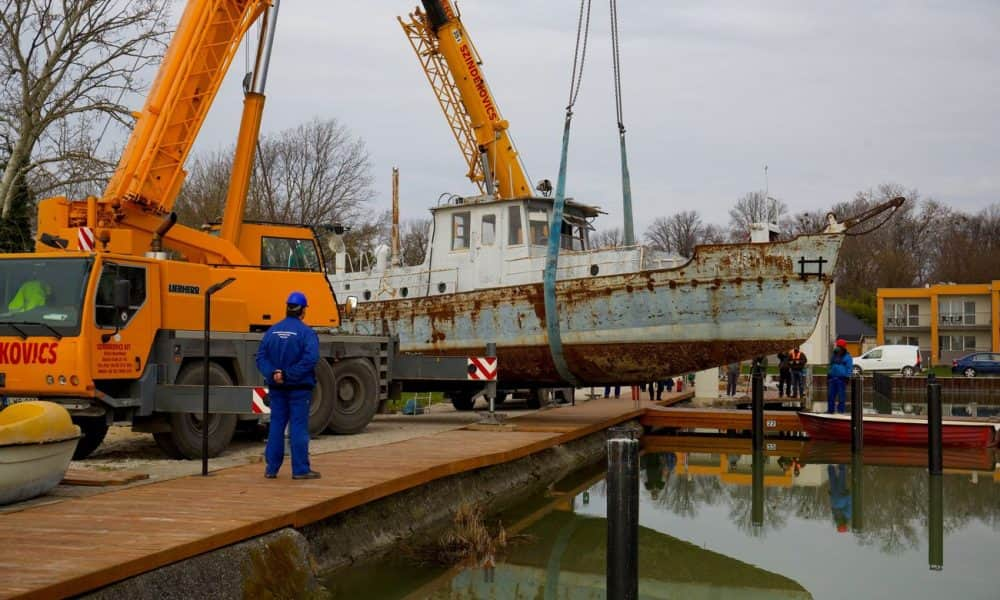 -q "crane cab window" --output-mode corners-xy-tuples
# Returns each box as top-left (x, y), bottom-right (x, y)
(507, 205), (523, 246)
(528, 210), (549, 246)
(95, 263), (146, 328)
(452, 212), (471, 250)
(261, 237), (322, 271)
(481, 214), (496, 246)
